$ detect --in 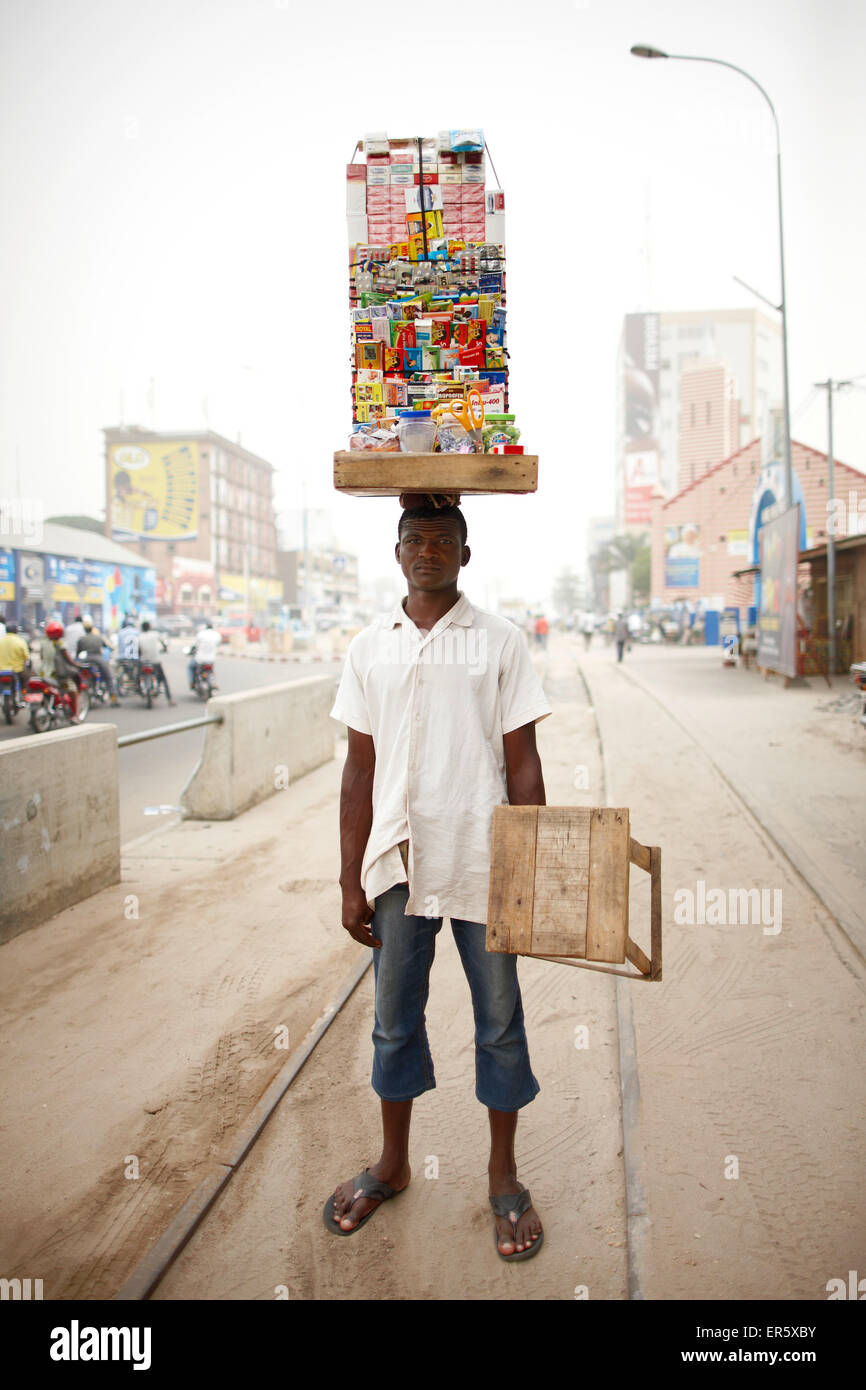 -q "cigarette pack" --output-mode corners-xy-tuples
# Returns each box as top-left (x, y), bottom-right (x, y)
(363, 133), (390, 154)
